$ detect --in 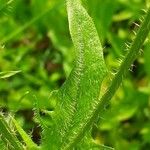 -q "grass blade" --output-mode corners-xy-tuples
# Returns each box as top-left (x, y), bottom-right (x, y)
(1, 2), (62, 44)
(0, 70), (21, 79)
